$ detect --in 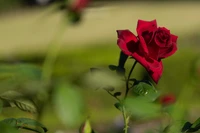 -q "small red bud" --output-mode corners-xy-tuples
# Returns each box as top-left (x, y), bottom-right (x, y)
(159, 94), (176, 106)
